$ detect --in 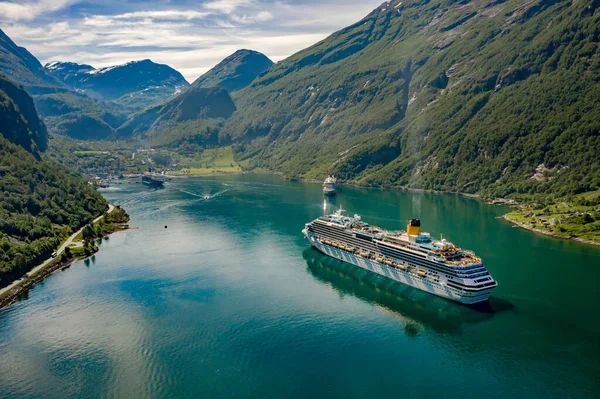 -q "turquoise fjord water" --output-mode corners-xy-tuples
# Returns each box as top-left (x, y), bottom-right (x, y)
(0, 174), (598, 398)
